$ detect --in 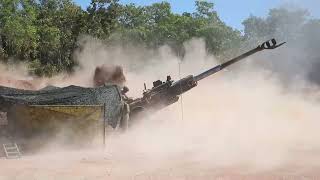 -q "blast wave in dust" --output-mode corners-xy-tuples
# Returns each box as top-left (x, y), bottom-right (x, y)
(1, 38), (320, 179)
